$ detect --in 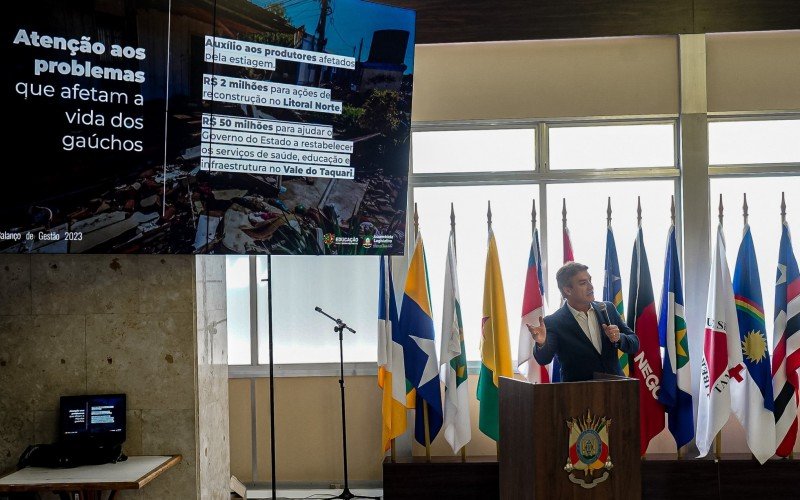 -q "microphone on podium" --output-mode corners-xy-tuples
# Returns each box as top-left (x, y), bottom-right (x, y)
(597, 302), (618, 348)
